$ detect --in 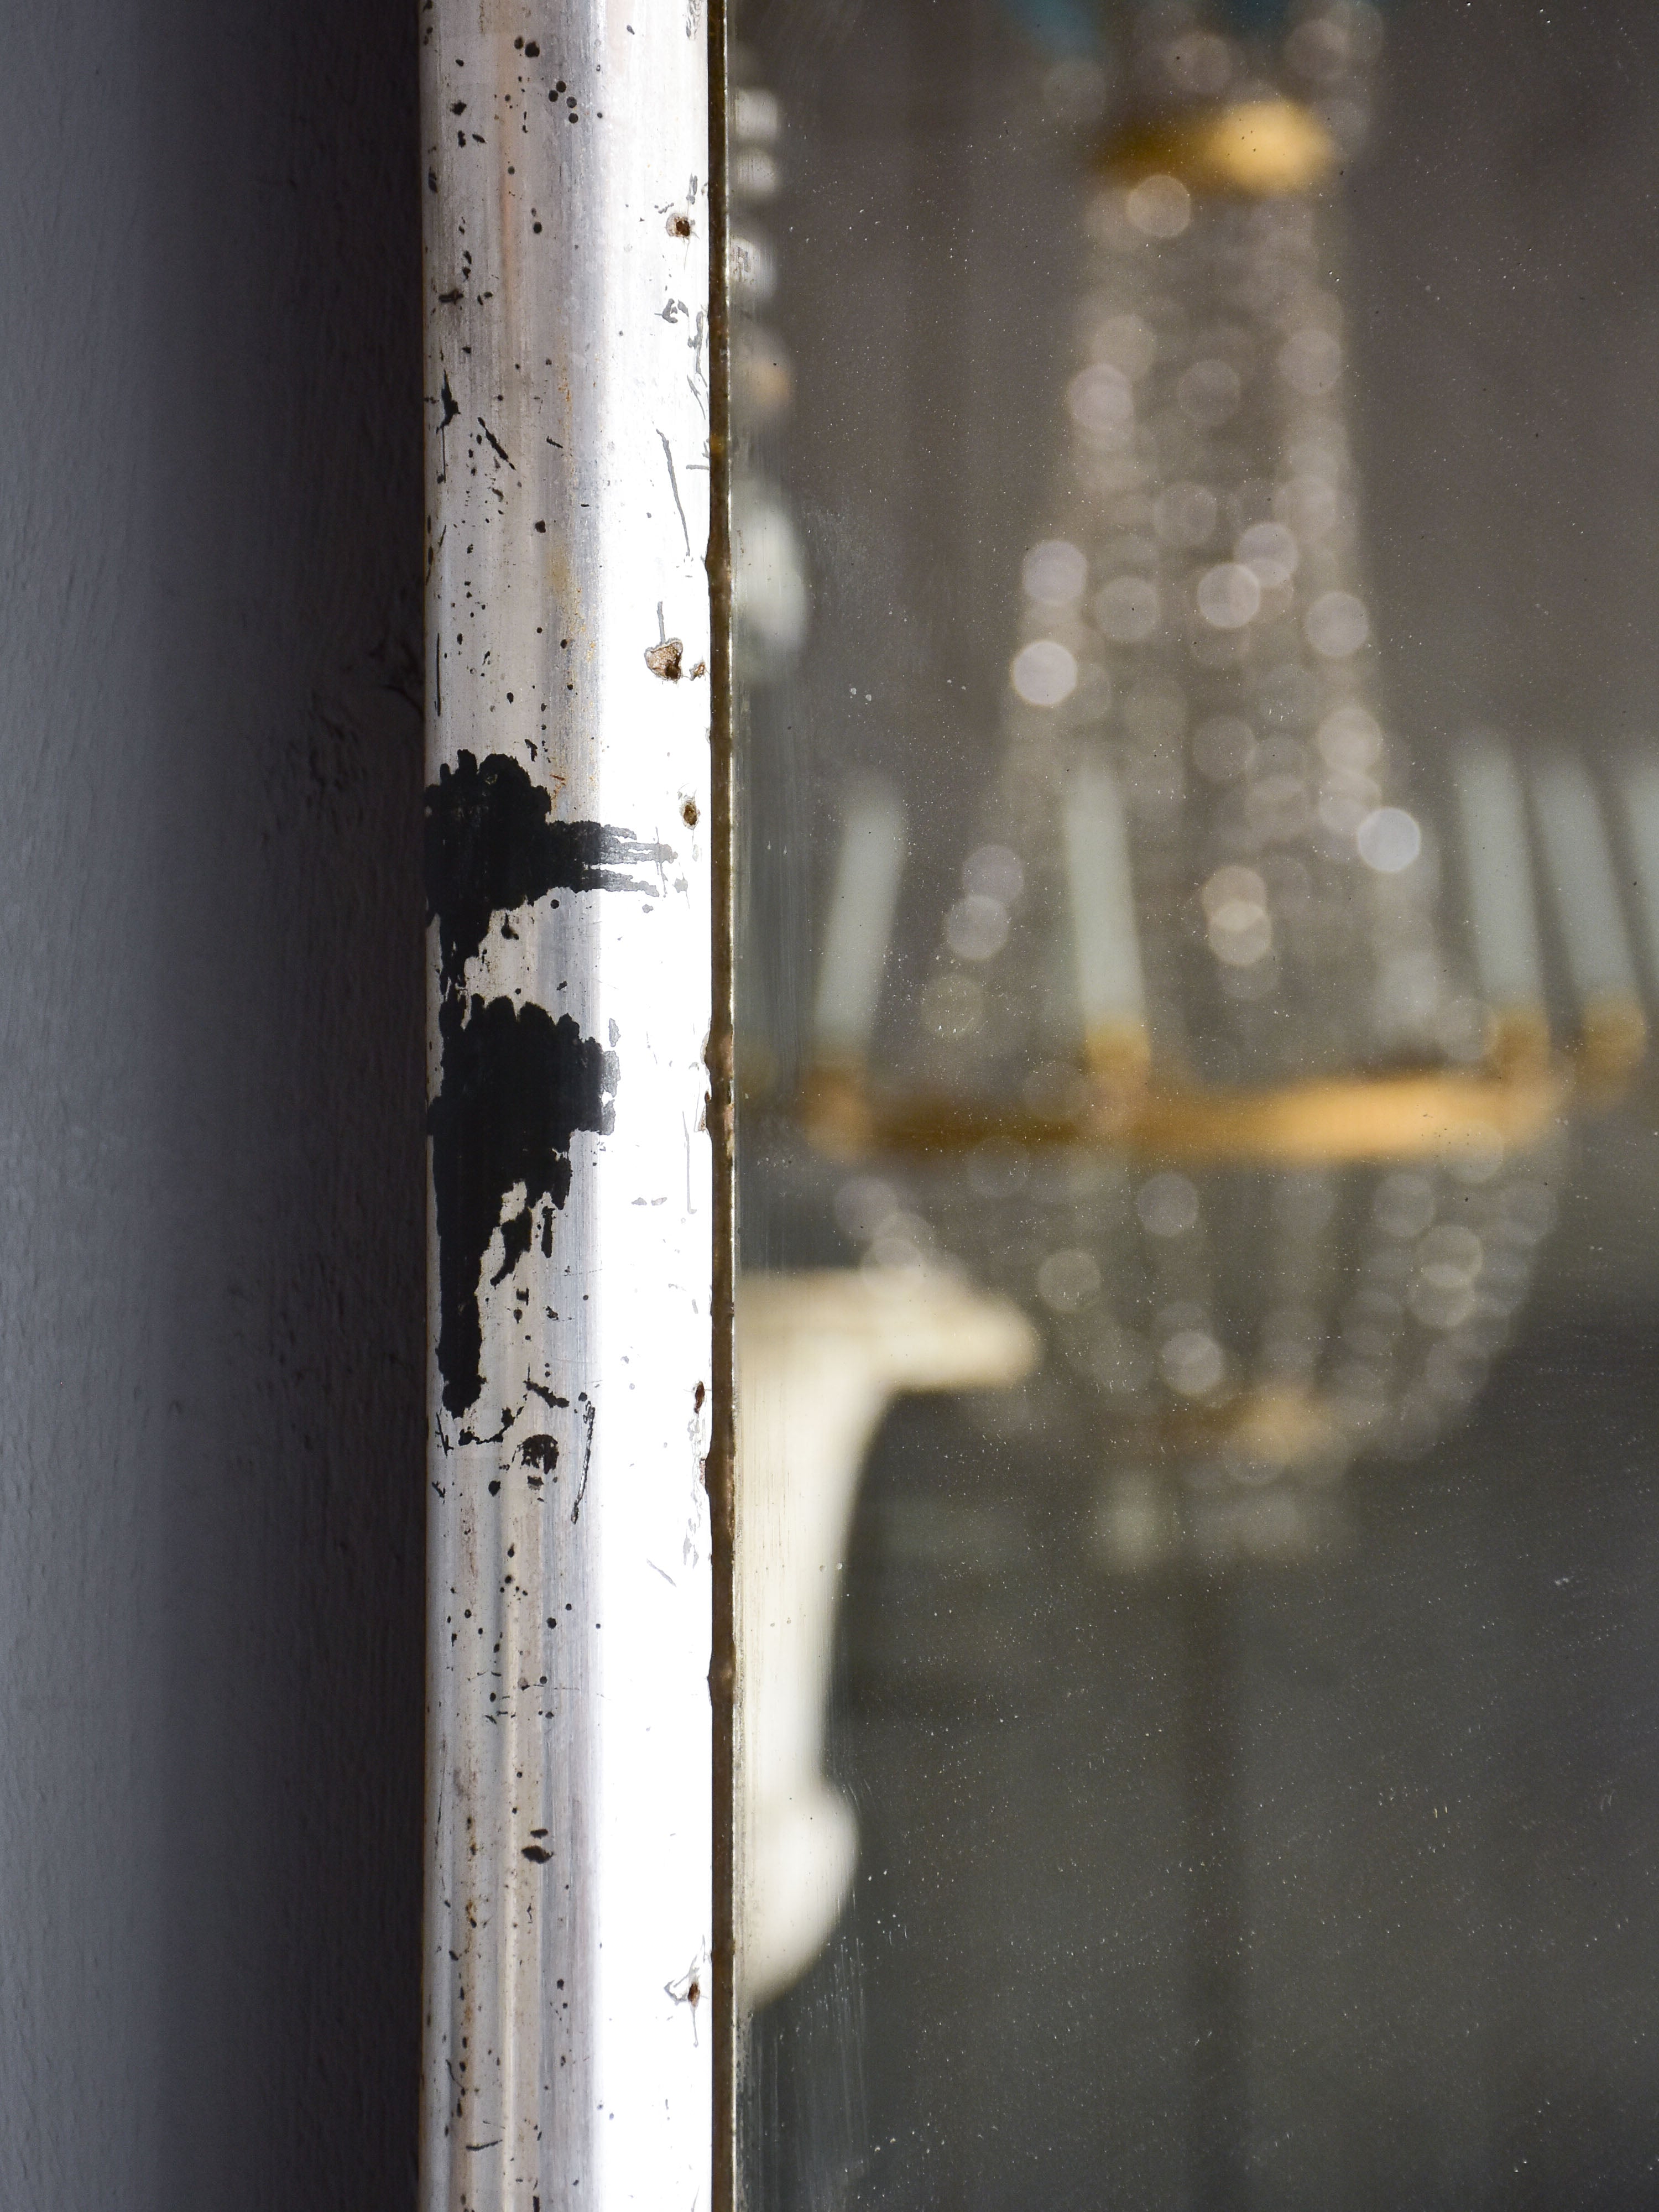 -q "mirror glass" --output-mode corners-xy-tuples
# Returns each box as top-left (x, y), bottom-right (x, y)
(731, 6), (1659, 2201)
